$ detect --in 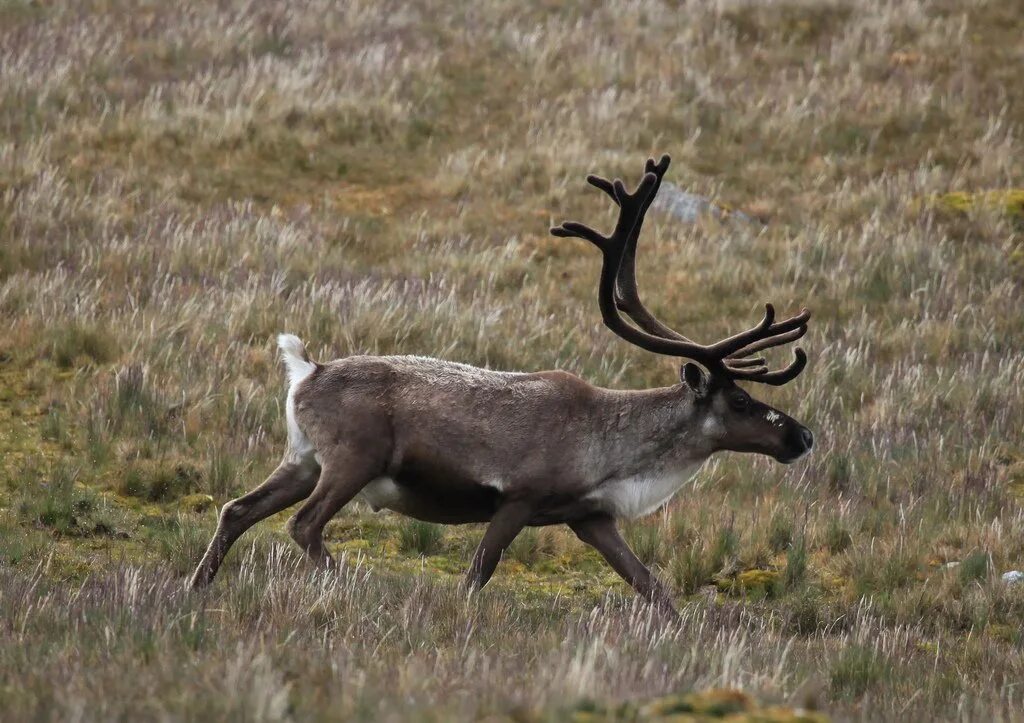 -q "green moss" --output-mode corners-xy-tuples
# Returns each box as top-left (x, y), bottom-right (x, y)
(644, 689), (752, 716)
(737, 569), (781, 588)
(178, 493), (215, 514)
(565, 689), (829, 721)
(929, 189), (1024, 220)
(338, 537), (371, 553)
(717, 568), (782, 598)
(933, 191), (973, 214)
